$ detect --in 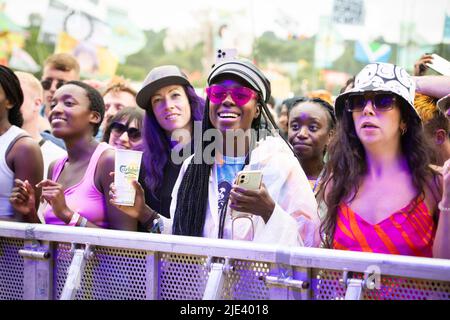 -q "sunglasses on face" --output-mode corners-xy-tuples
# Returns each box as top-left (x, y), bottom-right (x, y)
(206, 85), (257, 107)
(41, 78), (66, 91)
(110, 122), (142, 142)
(346, 93), (397, 112)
